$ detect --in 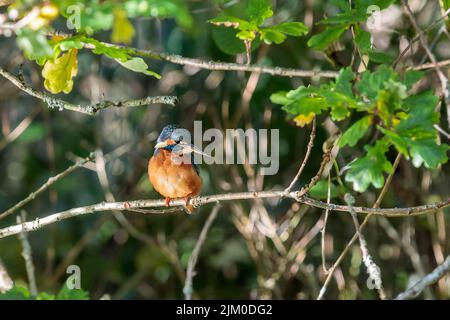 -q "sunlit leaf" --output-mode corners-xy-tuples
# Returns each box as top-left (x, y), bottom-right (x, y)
(247, 0), (273, 25)
(42, 48), (78, 94)
(16, 28), (53, 65)
(116, 57), (161, 78)
(293, 112), (315, 127)
(111, 7), (135, 44)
